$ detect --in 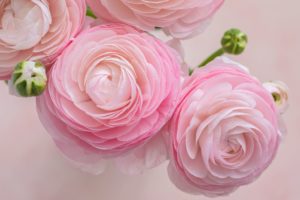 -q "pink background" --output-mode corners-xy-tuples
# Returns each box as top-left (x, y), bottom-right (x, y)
(1, 0), (299, 199)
